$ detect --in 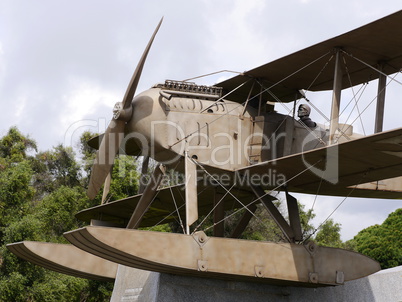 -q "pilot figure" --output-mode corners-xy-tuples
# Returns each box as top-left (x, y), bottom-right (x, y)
(297, 104), (316, 128)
